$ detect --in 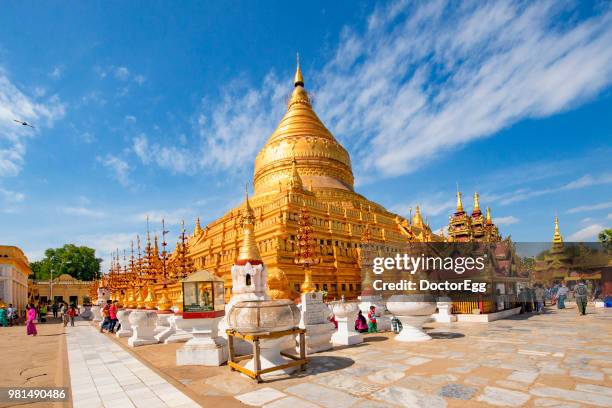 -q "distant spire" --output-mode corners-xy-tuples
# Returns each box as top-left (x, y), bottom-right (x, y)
(193, 216), (203, 237)
(294, 53), (304, 87)
(486, 207), (492, 225)
(412, 205), (423, 227)
(473, 192), (481, 215)
(456, 190), (464, 213)
(553, 216), (563, 244)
